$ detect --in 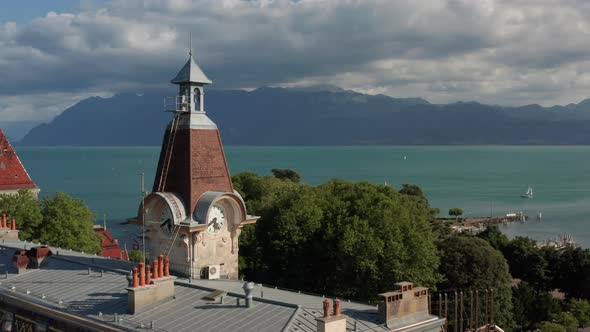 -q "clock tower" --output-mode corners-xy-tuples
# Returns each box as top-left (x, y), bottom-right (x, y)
(140, 45), (258, 280)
